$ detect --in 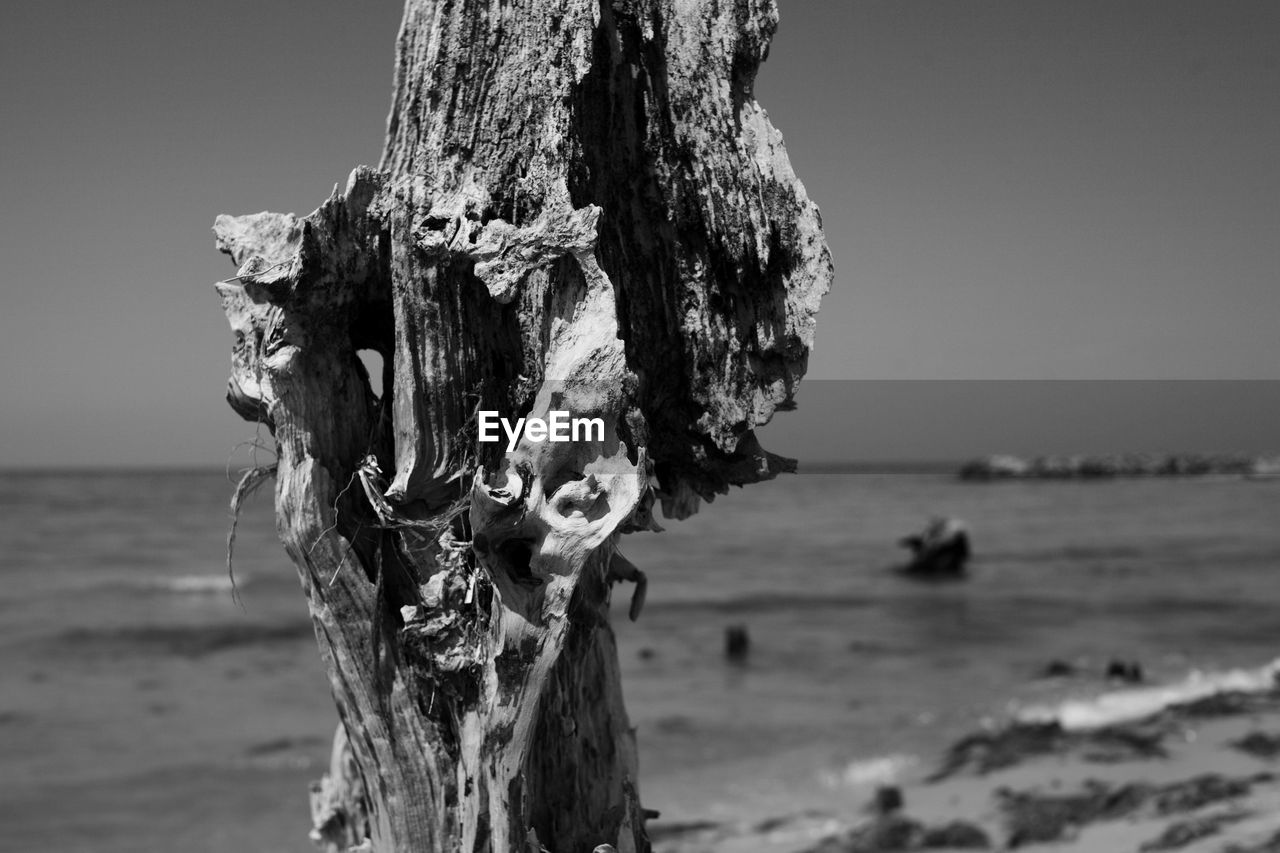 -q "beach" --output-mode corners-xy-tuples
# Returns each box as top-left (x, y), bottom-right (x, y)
(647, 665), (1280, 853)
(1, 468), (1278, 851)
